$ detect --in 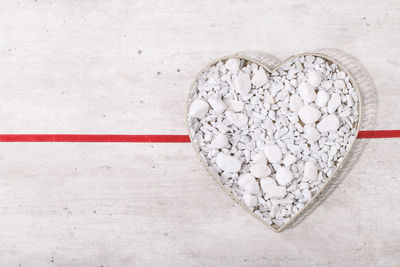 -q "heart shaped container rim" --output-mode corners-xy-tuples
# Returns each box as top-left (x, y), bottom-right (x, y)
(186, 52), (362, 232)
